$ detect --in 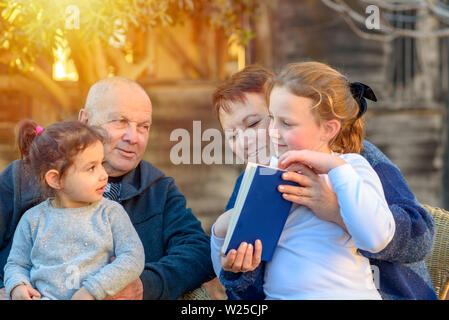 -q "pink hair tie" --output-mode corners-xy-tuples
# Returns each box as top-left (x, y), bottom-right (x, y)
(35, 126), (44, 135)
